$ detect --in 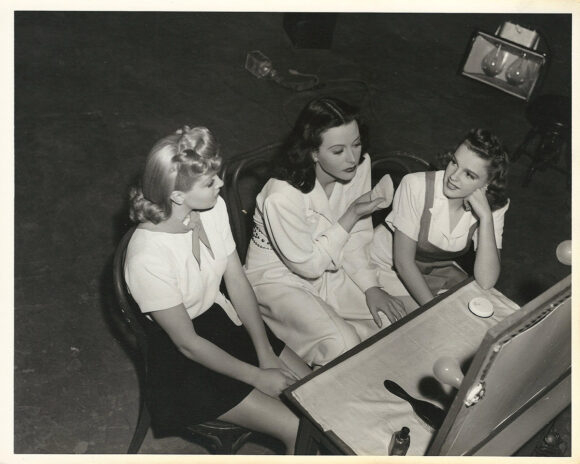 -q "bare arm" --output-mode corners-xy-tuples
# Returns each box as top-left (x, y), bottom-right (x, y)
(224, 251), (306, 378)
(151, 304), (259, 384)
(223, 251), (281, 364)
(393, 228), (434, 306)
(472, 216), (501, 289)
(467, 188), (501, 289)
(151, 303), (296, 397)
